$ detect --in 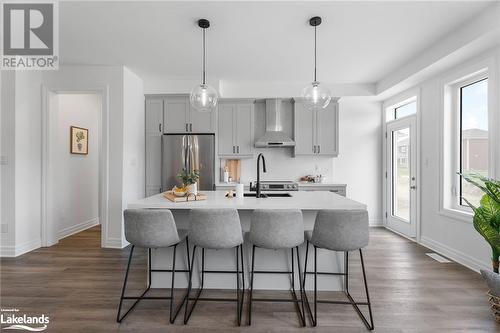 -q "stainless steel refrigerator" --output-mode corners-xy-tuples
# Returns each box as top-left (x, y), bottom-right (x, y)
(161, 134), (215, 192)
